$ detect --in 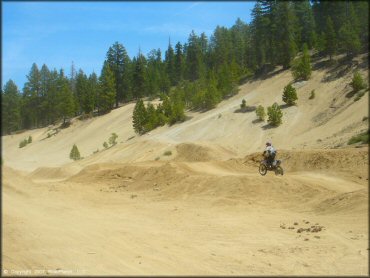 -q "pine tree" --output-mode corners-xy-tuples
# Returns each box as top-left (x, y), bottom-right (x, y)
(57, 69), (75, 125)
(23, 63), (41, 128)
(132, 99), (147, 134)
(69, 144), (81, 160)
(282, 83), (298, 105)
(256, 105), (266, 121)
(106, 42), (131, 106)
(231, 18), (249, 71)
(293, 0), (316, 49)
(165, 41), (176, 86)
(132, 52), (147, 99)
(275, 2), (297, 69)
(98, 61), (116, 114)
(267, 102), (283, 126)
(339, 19), (361, 57)
(185, 31), (204, 81)
(108, 133), (118, 146)
(70, 61), (78, 115)
(168, 89), (186, 125)
(46, 69), (60, 125)
(210, 26), (232, 71)
(75, 69), (89, 114)
(162, 95), (172, 118)
(86, 72), (98, 114)
(250, 2), (268, 69)
(174, 42), (184, 84)
(351, 71), (365, 93)
(39, 64), (51, 126)
(292, 43), (312, 81)
(146, 49), (162, 97)
(145, 102), (158, 130)
(353, 1), (369, 50)
(325, 17), (337, 60)
(2, 80), (21, 134)
(217, 63), (236, 98)
(204, 71), (221, 109)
